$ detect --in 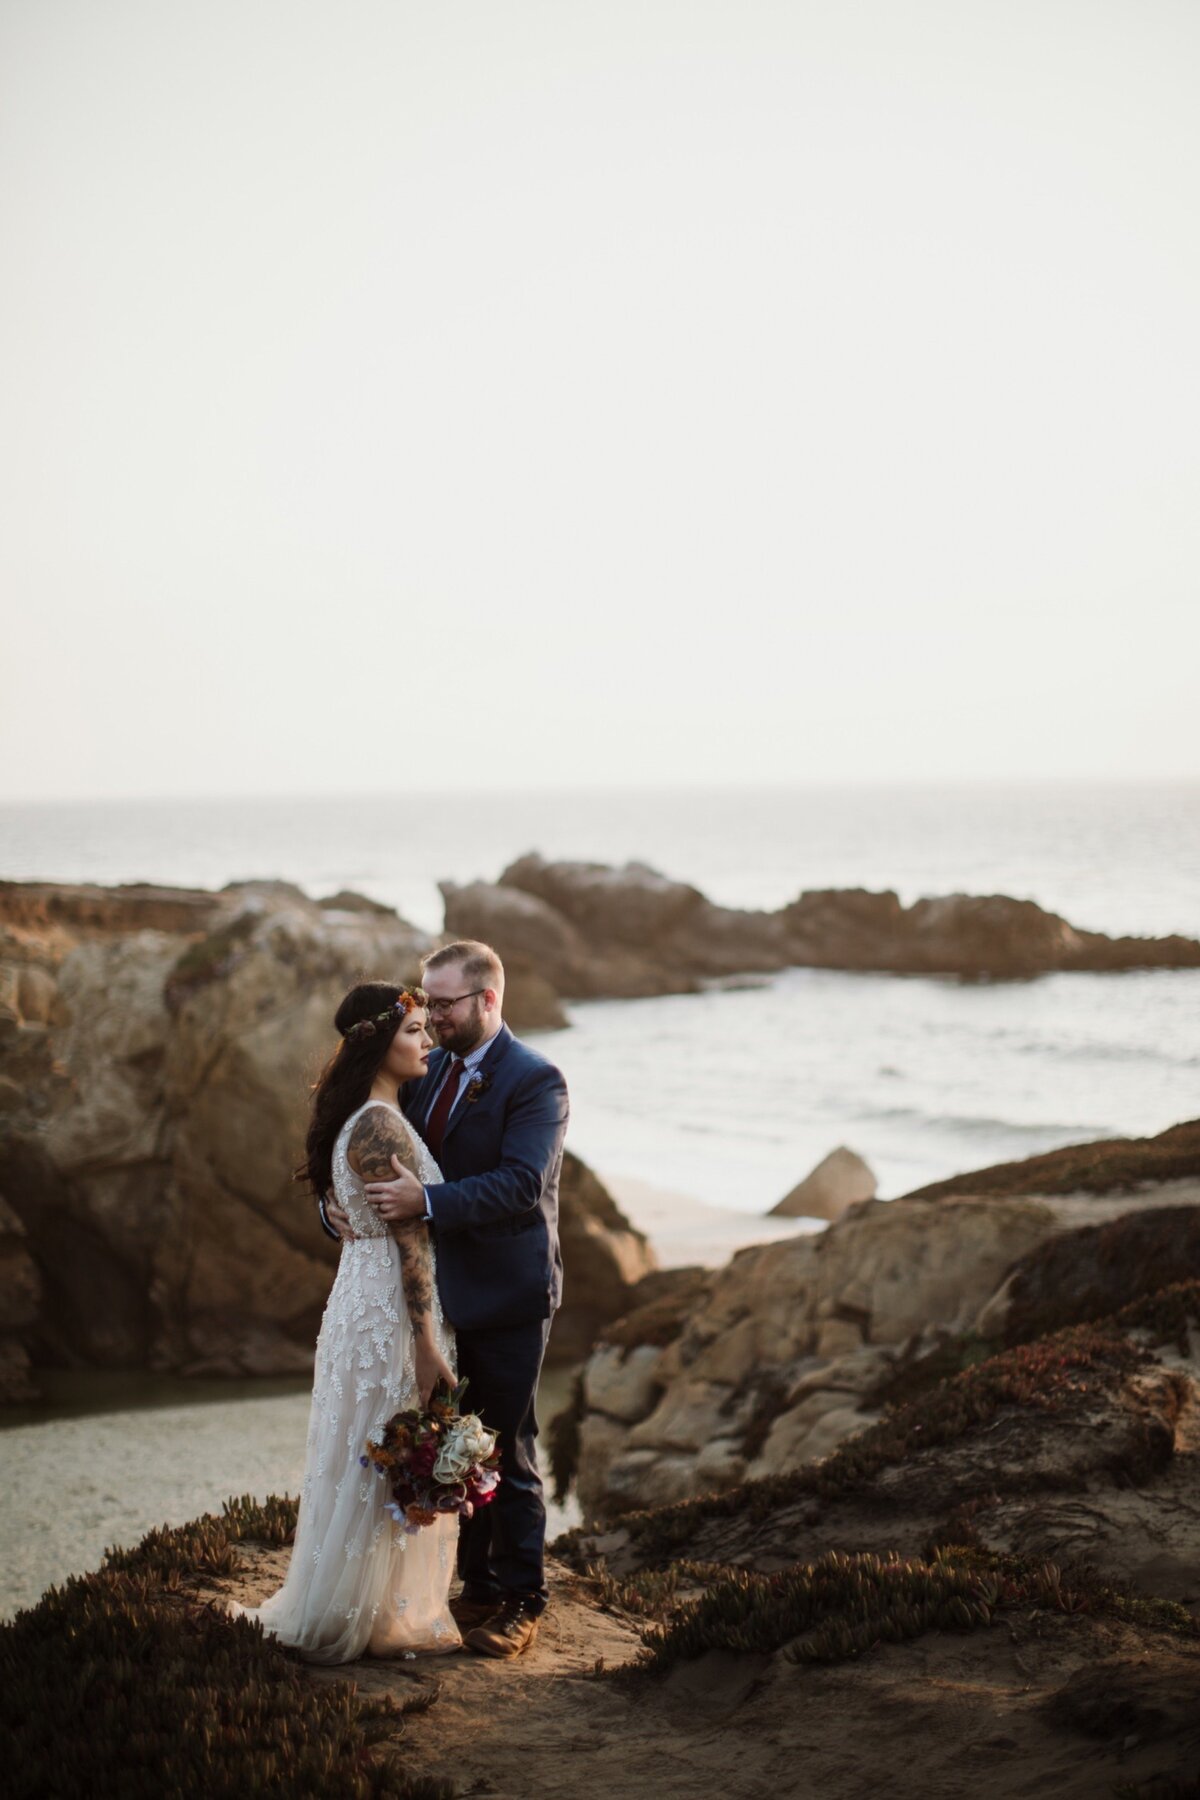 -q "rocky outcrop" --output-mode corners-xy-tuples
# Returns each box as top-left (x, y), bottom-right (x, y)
(0, 880), (645, 1393)
(439, 855), (1200, 1007)
(0, 1193), (41, 1401)
(568, 1118), (1200, 1523)
(572, 1190), (1062, 1519)
(435, 880), (573, 1030)
(770, 1146), (877, 1221)
(564, 1281), (1200, 1632)
(441, 859), (789, 1001)
(546, 1152), (658, 1366)
(904, 1116), (1200, 1200)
